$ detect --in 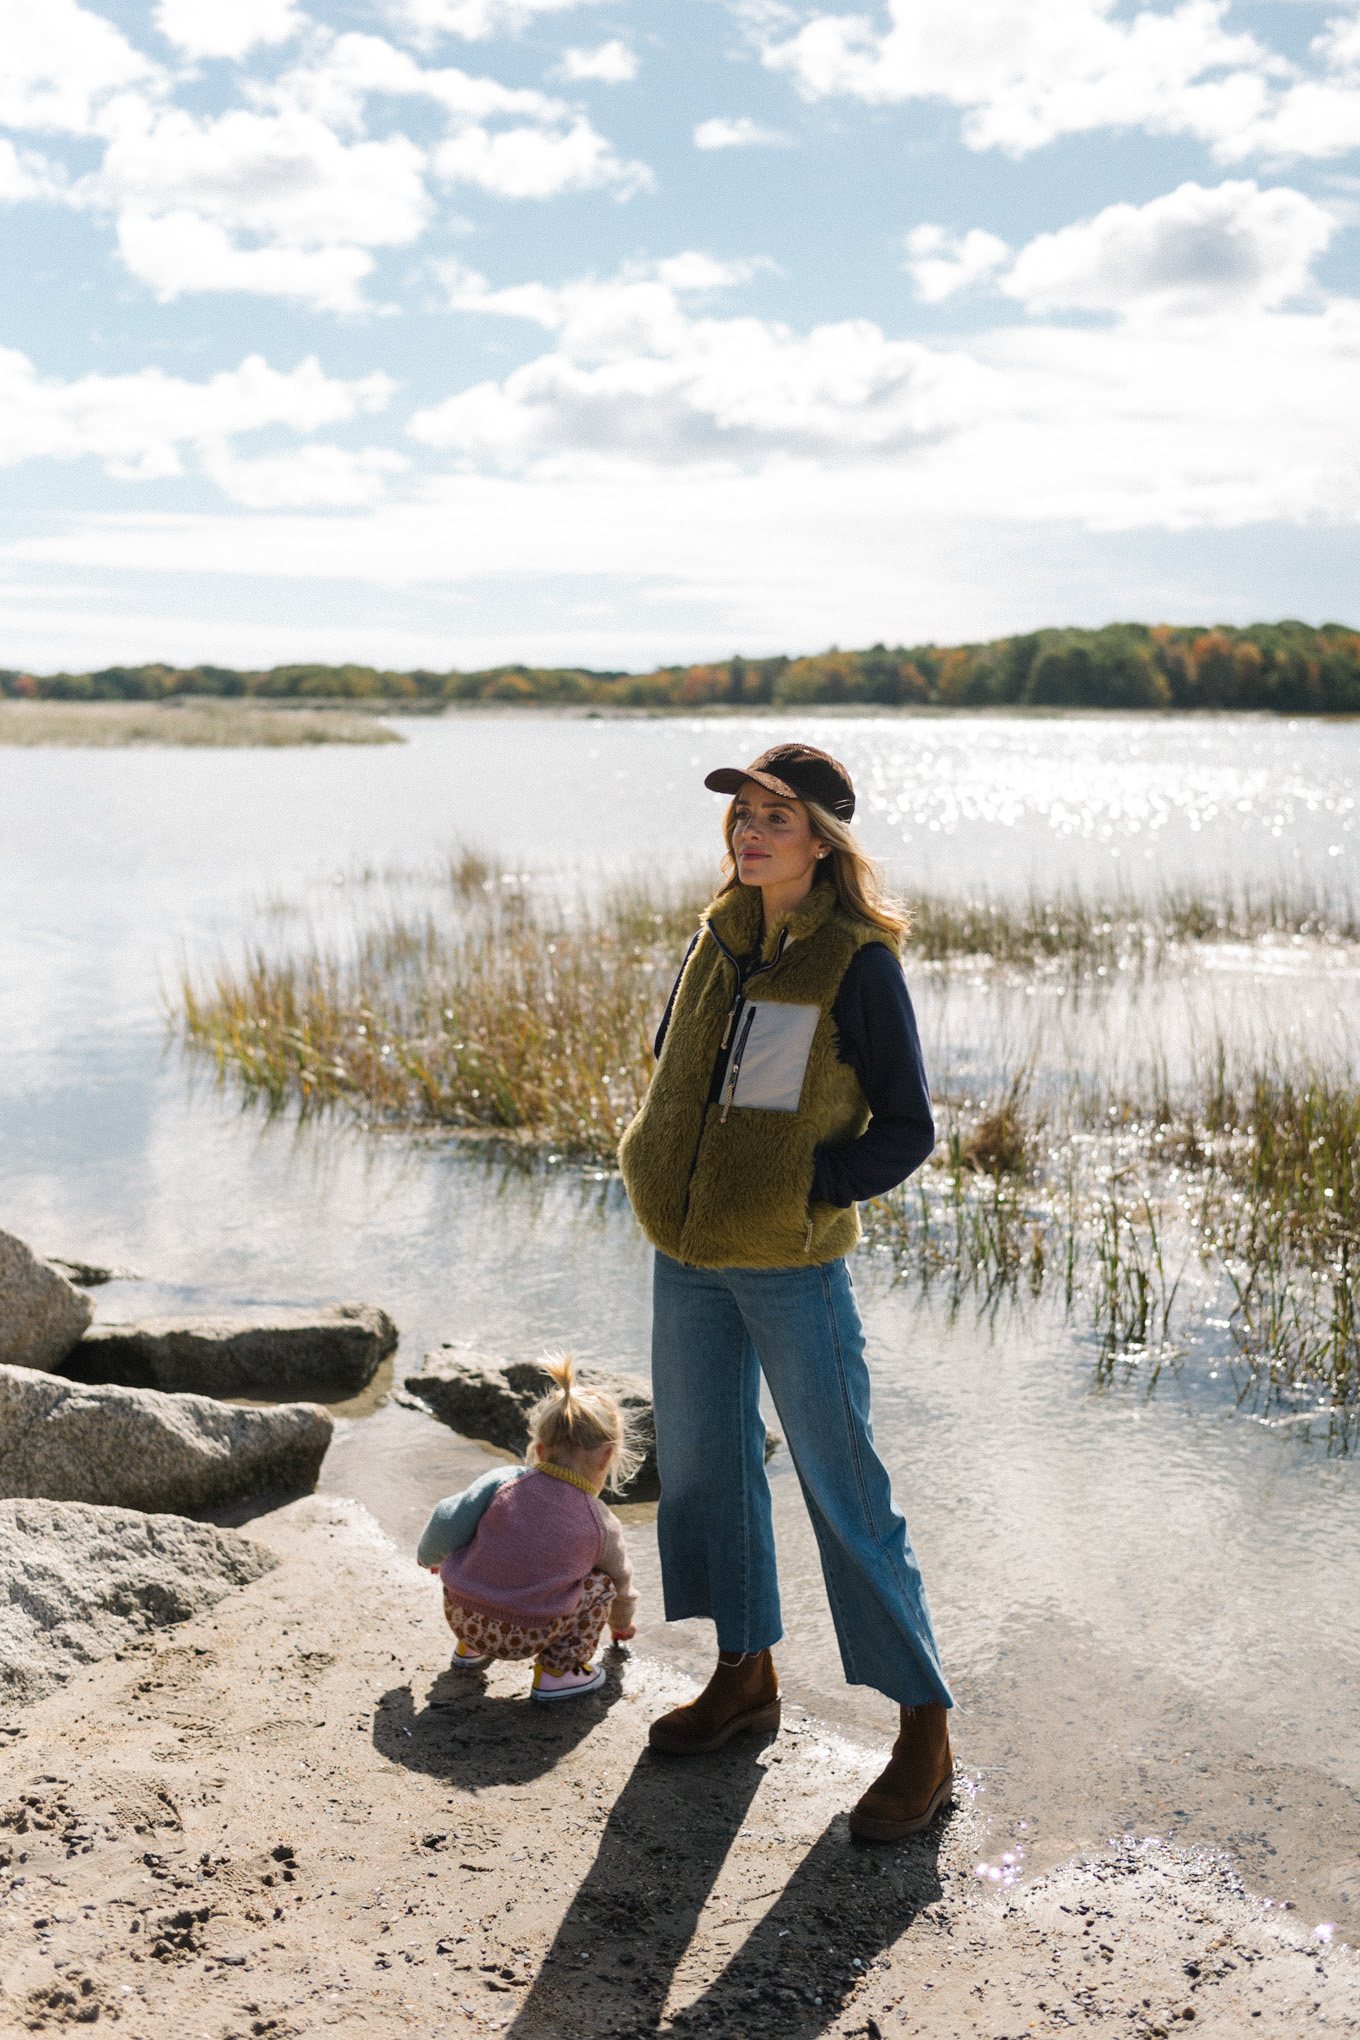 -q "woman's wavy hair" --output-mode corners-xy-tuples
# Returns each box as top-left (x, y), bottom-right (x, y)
(717, 793), (911, 944)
